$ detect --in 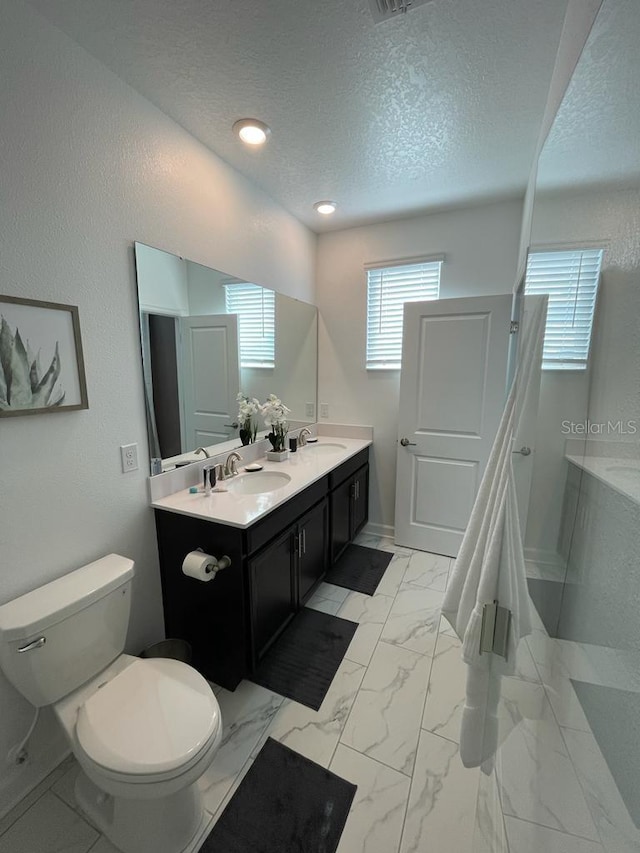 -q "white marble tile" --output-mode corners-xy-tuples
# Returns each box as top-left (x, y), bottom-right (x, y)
(207, 755), (255, 824)
(339, 591), (395, 667)
(402, 551), (451, 592)
(399, 730), (480, 853)
(355, 533), (412, 557)
(535, 663), (590, 731)
(251, 658), (366, 767)
(562, 727), (640, 853)
(497, 679), (600, 841)
(341, 641), (431, 776)
(86, 838), (121, 853)
(313, 581), (349, 603)
(306, 595), (342, 616)
(330, 745), (411, 853)
(0, 791), (97, 853)
(421, 631), (466, 743)
(0, 755), (73, 836)
(438, 613), (458, 638)
(380, 584), (443, 657)
(473, 767), (508, 853)
(198, 680), (283, 815)
(51, 761), (81, 814)
(375, 553), (410, 598)
(504, 816), (604, 853)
